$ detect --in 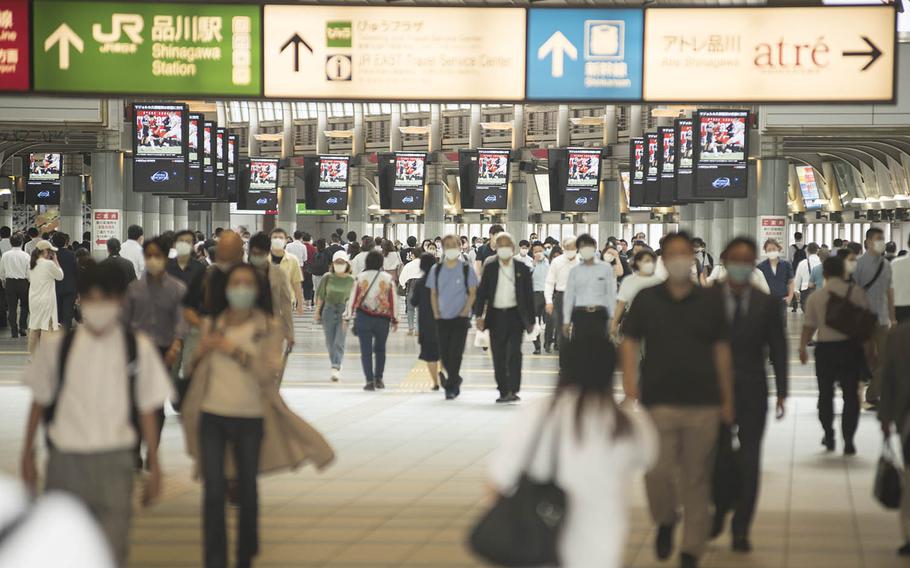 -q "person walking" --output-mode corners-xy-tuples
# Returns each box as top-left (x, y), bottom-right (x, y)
(101, 239), (137, 285)
(611, 249), (662, 341)
(301, 232), (317, 307)
(268, 228), (305, 317)
(247, 234), (295, 348)
(428, 236), (479, 400)
(309, 239), (330, 295)
(347, 251), (398, 391)
(544, 235), (579, 358)
(27, 240), (64, 354)
(397, 247), (425, 336)
(620, 232), (735, 568)
(52, 233), (78, 331)
(894, 235), (910, 324)
(854, 227), (896, 407)
(0, 234), (30, 338)
(793, 242), (821, 313)
(314, 251), (355, 382)
(474, 232), (535, 404)
(800, 255), (869, 455)
(120, 225), (145, 278)
(167, 230), (207, 288)
(180, 263), (335, 568)
(20, 261), (172, 567)
(710, 238), (788, 553)
(756, 238), (794, 321)
(487, 334), (657, 568)
(412, 253), (442, 392)
(530, 241), (550, 354)
(878, 321), (910, 556)
(562, 234), (616, 340)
